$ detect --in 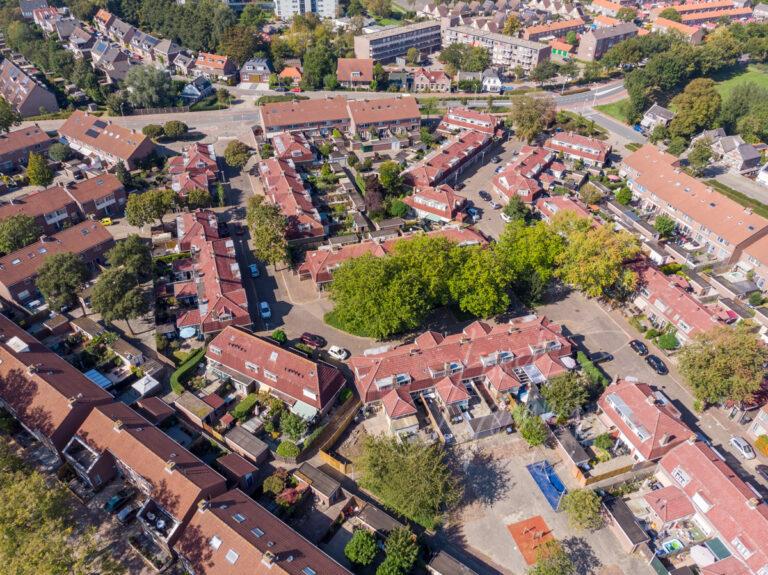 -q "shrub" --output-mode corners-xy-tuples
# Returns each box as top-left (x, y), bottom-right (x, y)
(749, 292), (764, 307)
(615, 187), (631, 205)
(271, 329), (288, 344)
(660, 263), (683, 275)
(294, 343), (314, 355)
(657, 332), (680, 350)
(263, 470), (287, 495)
(755, 435), (768, 456)
(163, 120), (188, 139)
(224, 140), (250, 168)
(169, 346), (206, 394)
(593, 433), (613, 451)
(47, 143), (71, 162)
(231, 393), (259, 421)
(345, 529), (378, 566)
(276, 440), (300, 458)
(142, 124), (164, 139)
(576, 351), (609, 389)
(645, 328), (661, 339)
(339, 388), (353, 404)
(628, 315), (647, 334)
(303, 425), (325, 449)
(560, 489), (604, 531)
